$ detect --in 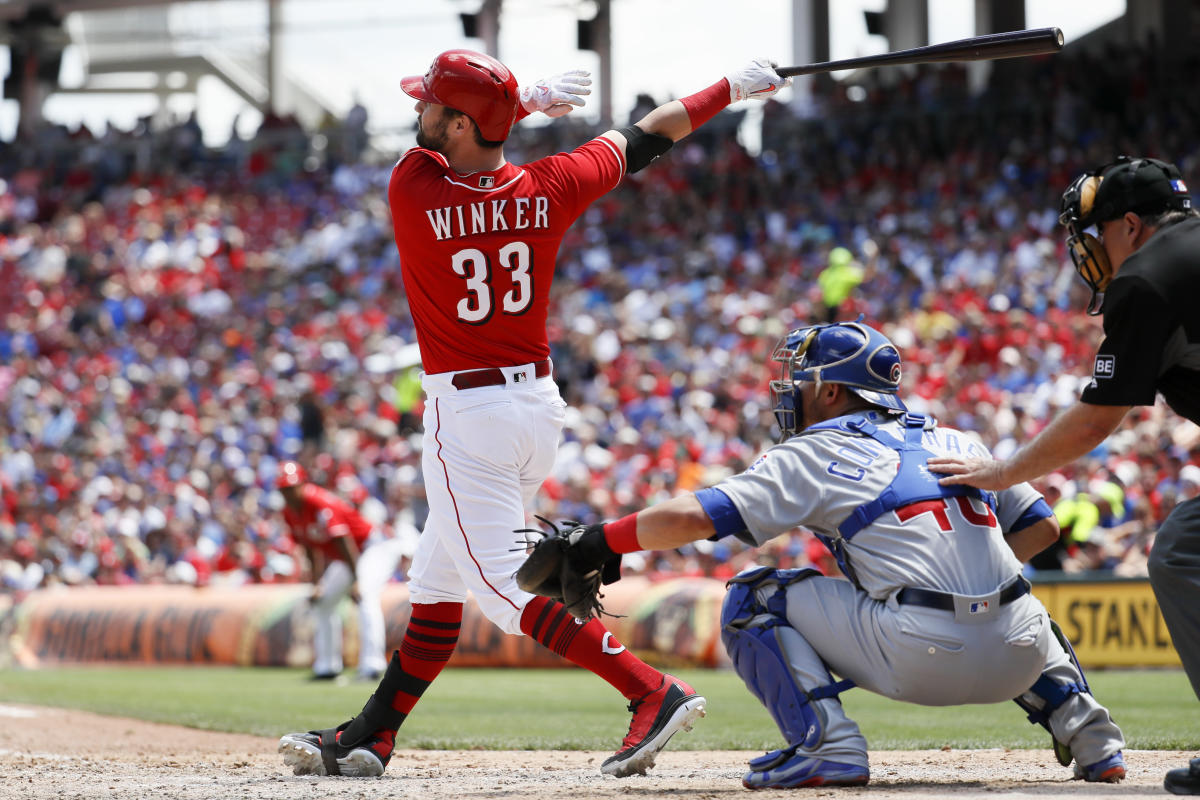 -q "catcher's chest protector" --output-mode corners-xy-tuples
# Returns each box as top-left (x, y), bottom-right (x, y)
(803, 413), (994, 586)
